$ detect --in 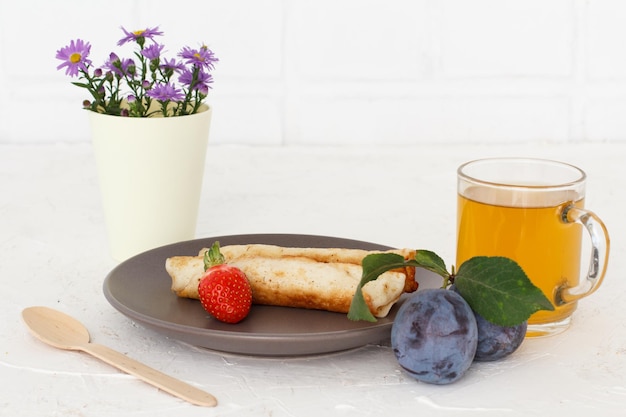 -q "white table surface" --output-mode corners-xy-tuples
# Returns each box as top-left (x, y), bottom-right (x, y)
(2, 142), (625, 417)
